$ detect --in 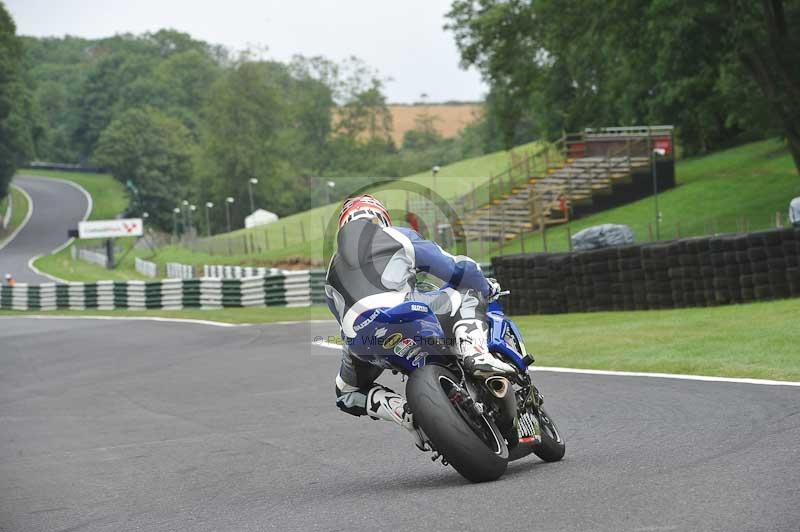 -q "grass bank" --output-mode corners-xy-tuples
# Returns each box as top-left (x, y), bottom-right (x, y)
(480, 138), (800, 259)
(3, 297), (797, 381)
(514, 297), (800, 381)
(27, 141), (546, 281)
(189, 140), (545, 265)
